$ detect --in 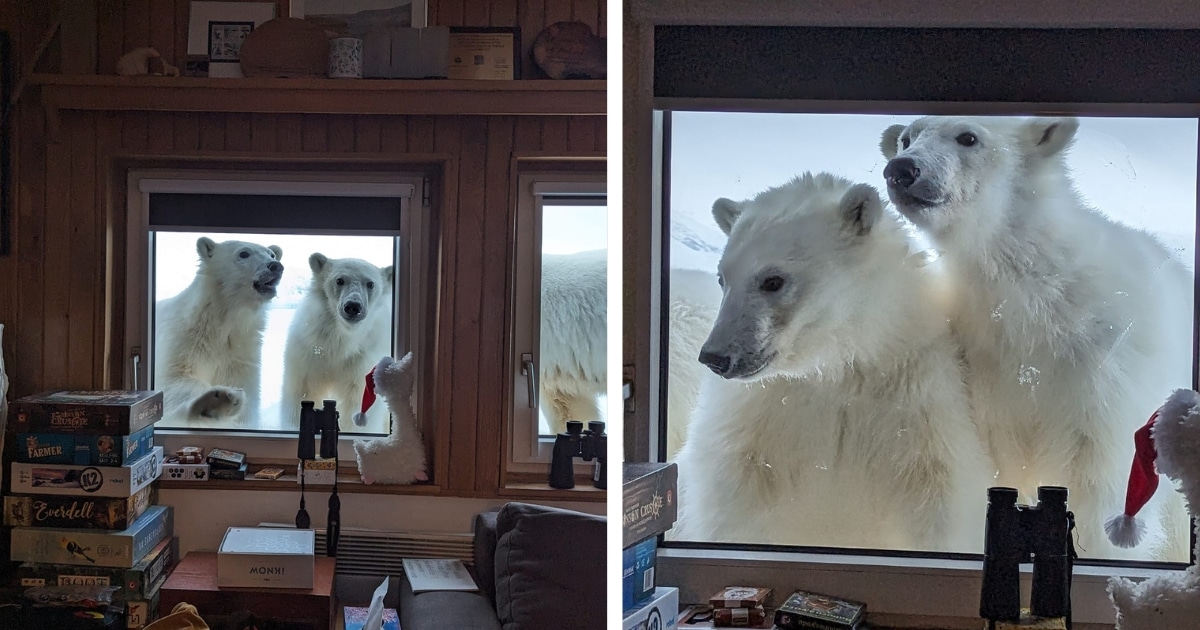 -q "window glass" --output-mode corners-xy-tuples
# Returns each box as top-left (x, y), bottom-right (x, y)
(665, 112), (1196, 562)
